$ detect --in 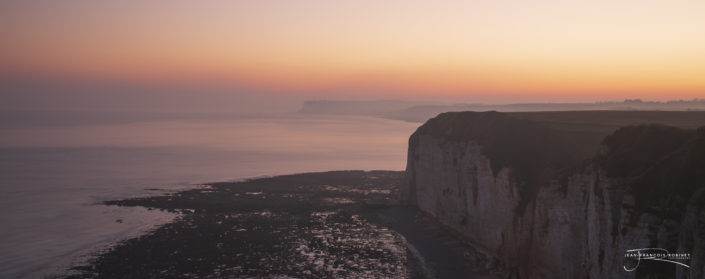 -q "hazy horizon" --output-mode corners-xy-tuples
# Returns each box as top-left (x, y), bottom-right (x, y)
(2, 77), (703, 114)
(2, 1), (705, 278)
(3, 0), (704, 113)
